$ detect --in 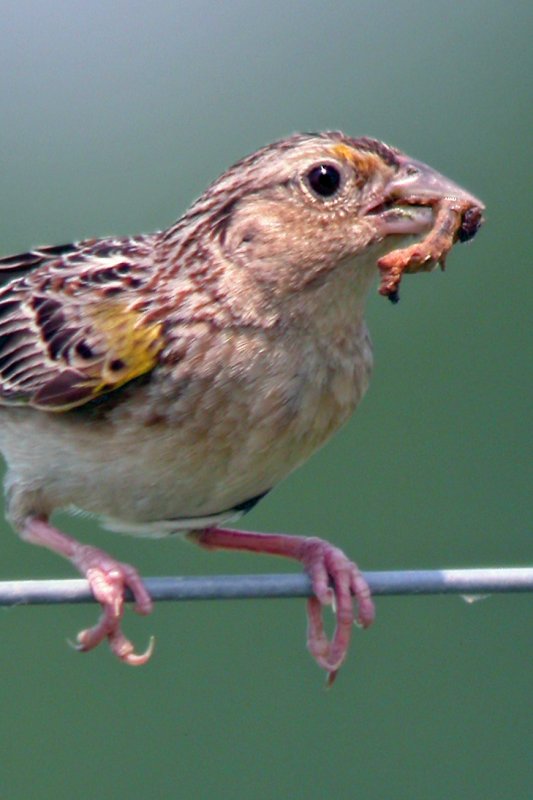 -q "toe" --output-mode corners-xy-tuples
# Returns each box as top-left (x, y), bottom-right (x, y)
(108, 630), (155, 666)
(301, 537), (374, 680)
(71, 546), (154, 663)
(121, 564), (153, 615)
(350, 565), (375, 628)
(306, 596), (331, 665)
